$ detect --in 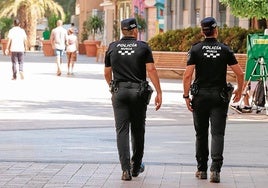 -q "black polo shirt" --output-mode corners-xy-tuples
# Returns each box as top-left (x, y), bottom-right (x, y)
(105, 36), (154, 83)
(187, 38), (238, 88)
